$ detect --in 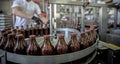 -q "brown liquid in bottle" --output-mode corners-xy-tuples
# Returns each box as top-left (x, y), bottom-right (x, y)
(21, 26), (25, 37)
(79, 32), (89, 49)
(47, 27), (50, 35)
(41, 35), (54, 55)
(43, 27), (47, 35)
(90, 29), (95, 45)
(16, 26), (19, 34)
(7, 30), (12, 34)
(0, 32), (7, 50)
(86, 30), (92, 46)
(14, 34), (27, 55)
(68, 33), (80, 53)
(30, 25), (34, 35)
(25, 25), (30, 38)
(10, 27), (16, 34)
(27, 35), (41, 55)
(38, 26), (43, 36)
(4, 33), (16, 52)
(90, 25), (96, 43)
(34, 25), (39, 36)
(55, 34), (68, 54)
(90, 28), (96, 44)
